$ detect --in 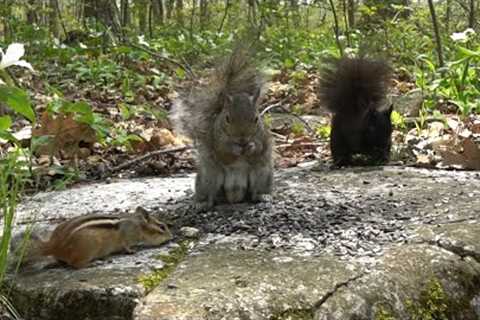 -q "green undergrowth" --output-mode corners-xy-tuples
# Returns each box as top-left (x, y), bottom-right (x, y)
(375, 278), (449, 320)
